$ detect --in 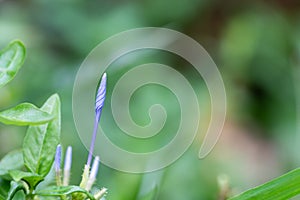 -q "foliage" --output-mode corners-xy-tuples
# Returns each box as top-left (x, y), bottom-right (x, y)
(0, 1), (299, 198)
(230, 168), (300, 199)
(0, 41), (106, 200)
(1, 38), (300, 200)
(0, 41), (25, 89)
